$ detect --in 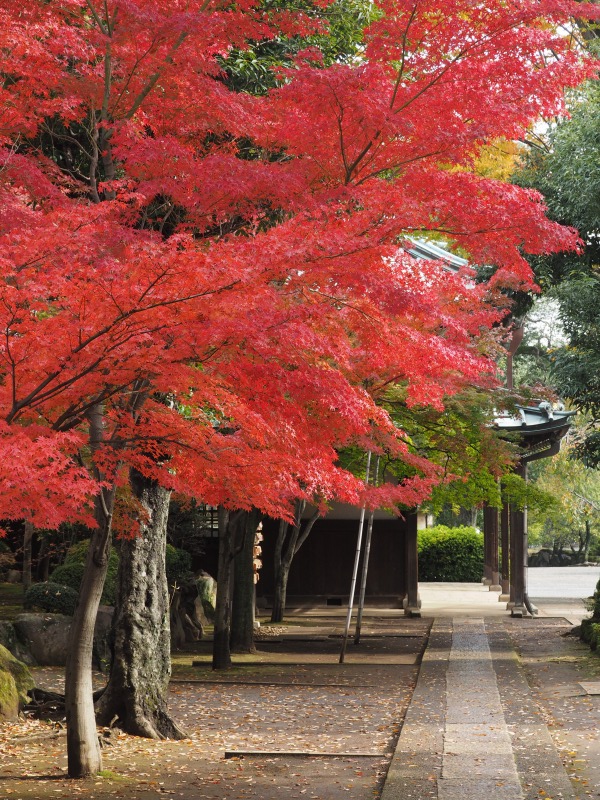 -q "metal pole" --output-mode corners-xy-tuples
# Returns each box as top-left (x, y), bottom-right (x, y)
(339, 451), (372, 664)
(354, 456), (380, 645)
